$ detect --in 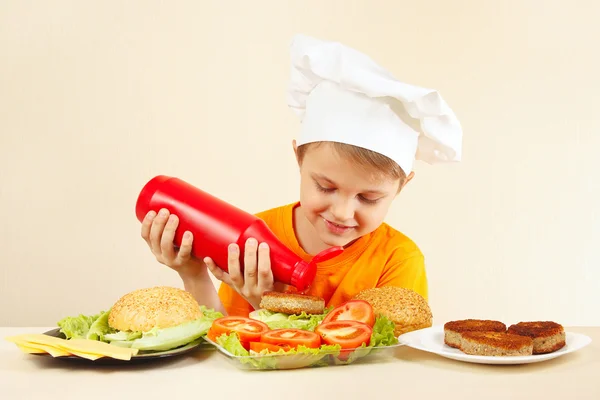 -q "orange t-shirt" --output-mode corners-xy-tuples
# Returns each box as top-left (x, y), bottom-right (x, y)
(218, 202), (428, 316)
